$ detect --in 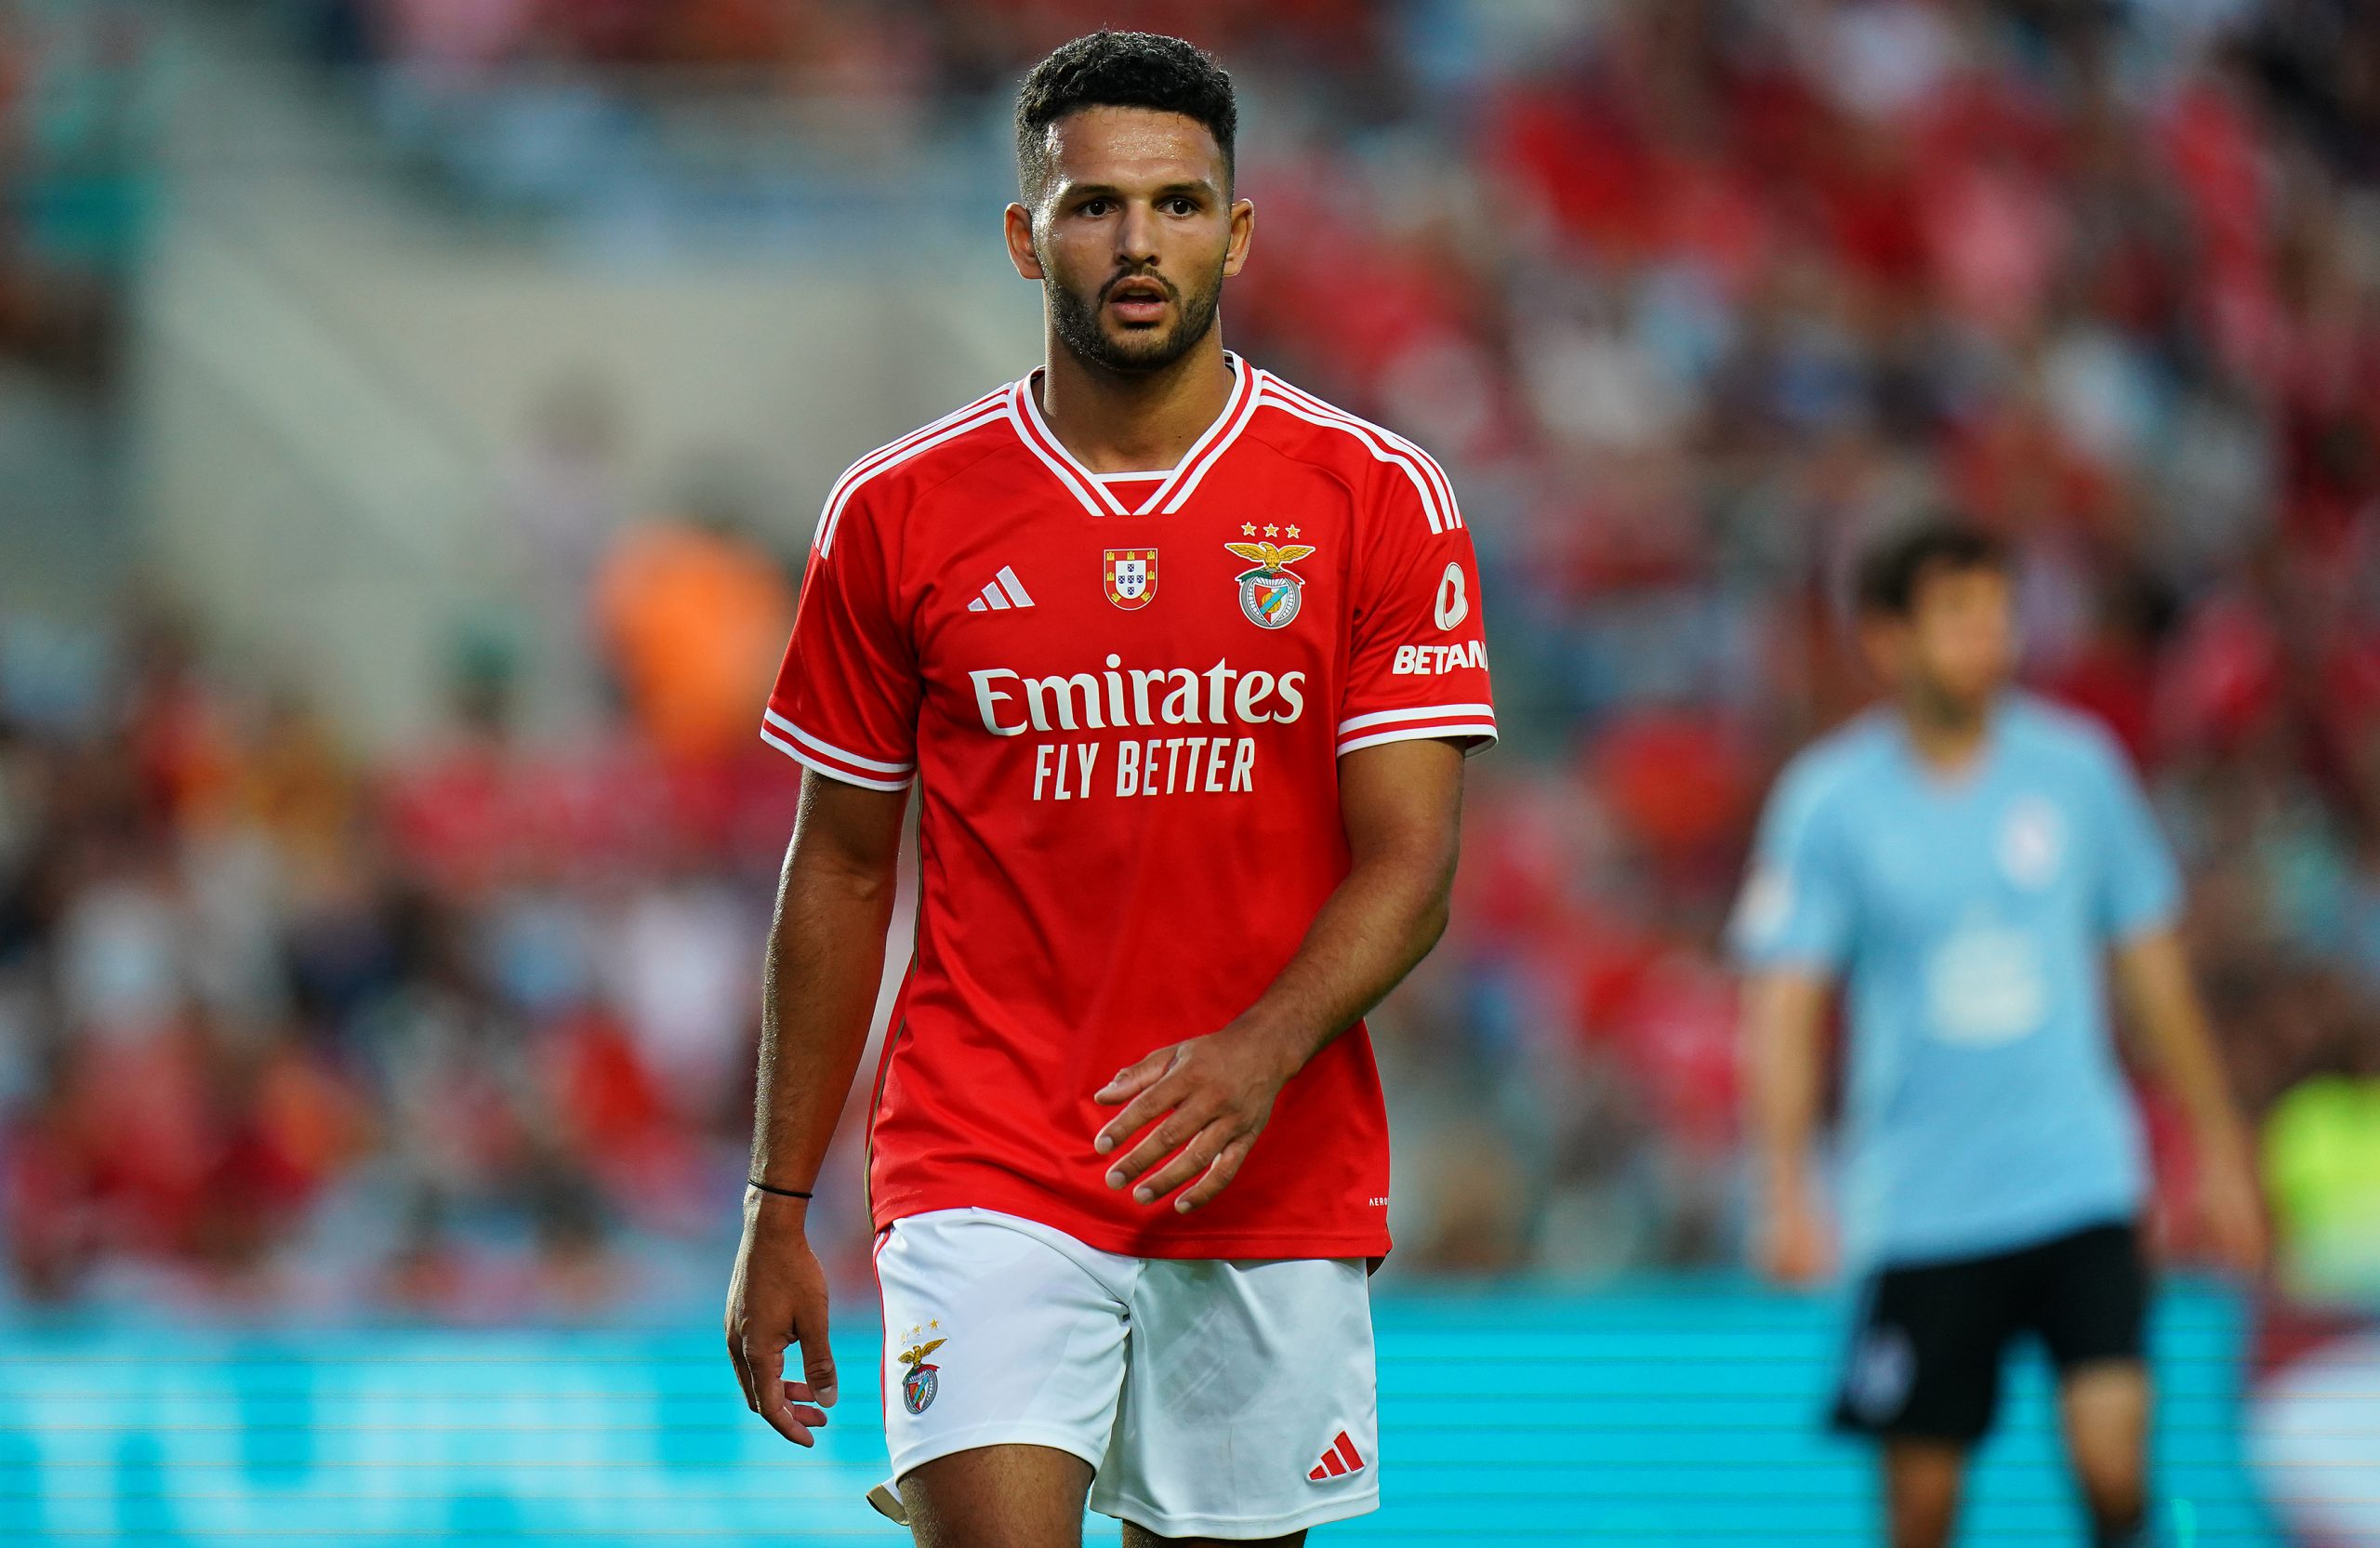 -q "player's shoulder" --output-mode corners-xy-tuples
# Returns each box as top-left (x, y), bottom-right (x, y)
(1770, 710), (1899, 821)
(2001, 694), (2131, 782)
(812, 382), (1017, 554)
(1241, 366), (1465, 536)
